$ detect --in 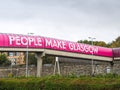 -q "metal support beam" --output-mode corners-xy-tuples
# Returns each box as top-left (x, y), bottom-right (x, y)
(54, 57), (61, 75)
